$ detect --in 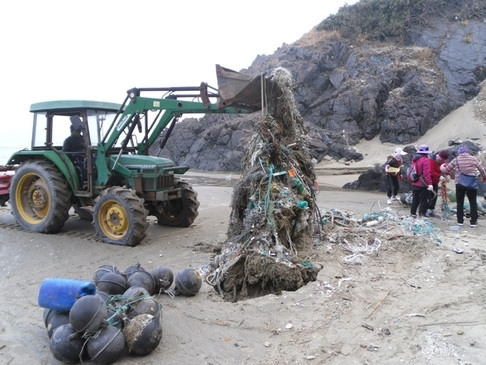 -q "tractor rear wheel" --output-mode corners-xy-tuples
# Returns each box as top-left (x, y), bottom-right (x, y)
(93, 186), (148, 246)
(10, 160), (71, 233)
(155, 179), (199, 227)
